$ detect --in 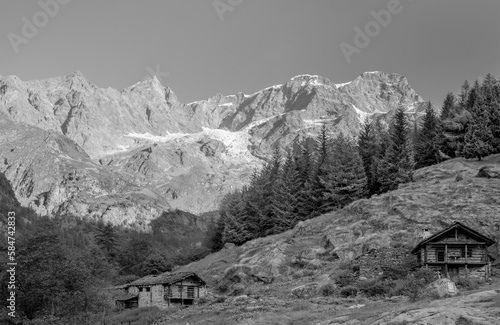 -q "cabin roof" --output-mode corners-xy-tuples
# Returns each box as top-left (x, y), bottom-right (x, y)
(126, 272), (206, 287)
(411, 222), (496, 254)
(115, 293), (138, 301)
